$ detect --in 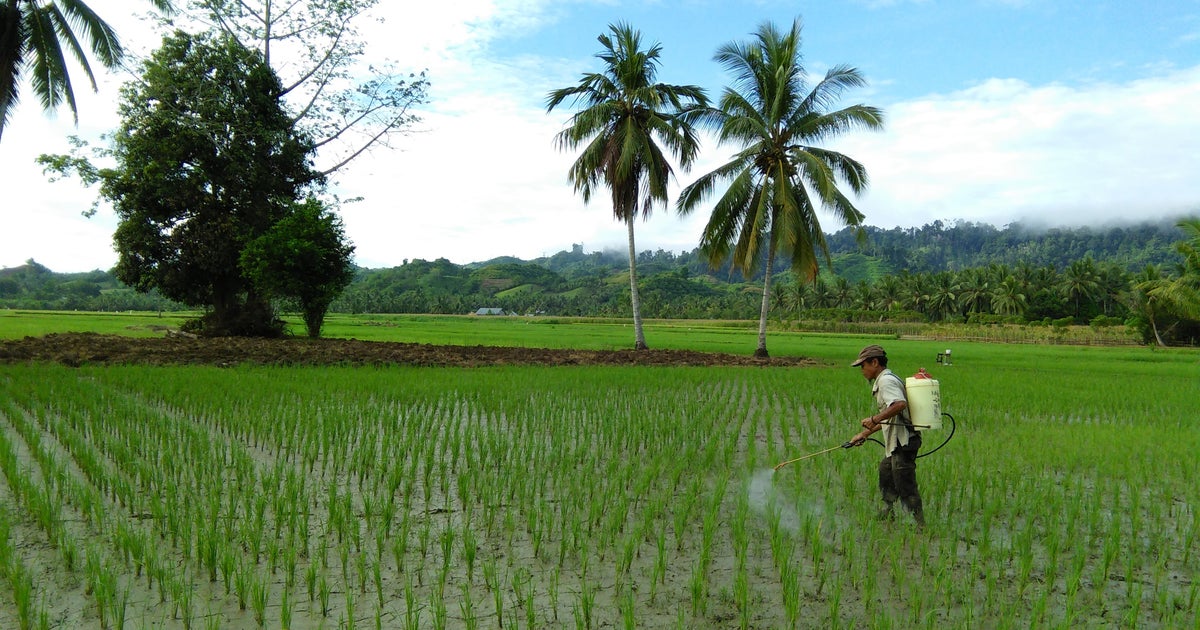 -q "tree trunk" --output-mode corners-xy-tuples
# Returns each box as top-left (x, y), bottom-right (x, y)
(755, 243), (776, 358)
(626, 219), (648, 350)
(1150, 314), (1166, 347)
